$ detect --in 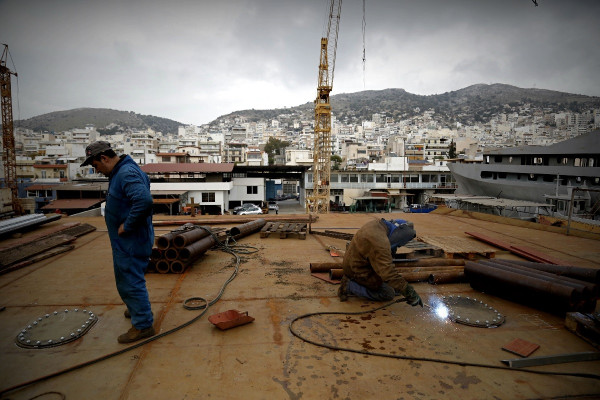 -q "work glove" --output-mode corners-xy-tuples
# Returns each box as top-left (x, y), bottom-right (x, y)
(402, 284), (423, 307)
